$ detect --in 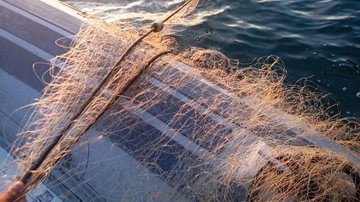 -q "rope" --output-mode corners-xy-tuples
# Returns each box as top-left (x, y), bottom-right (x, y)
(21, 0), (193, 186)
(50, 50), (171, 168)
